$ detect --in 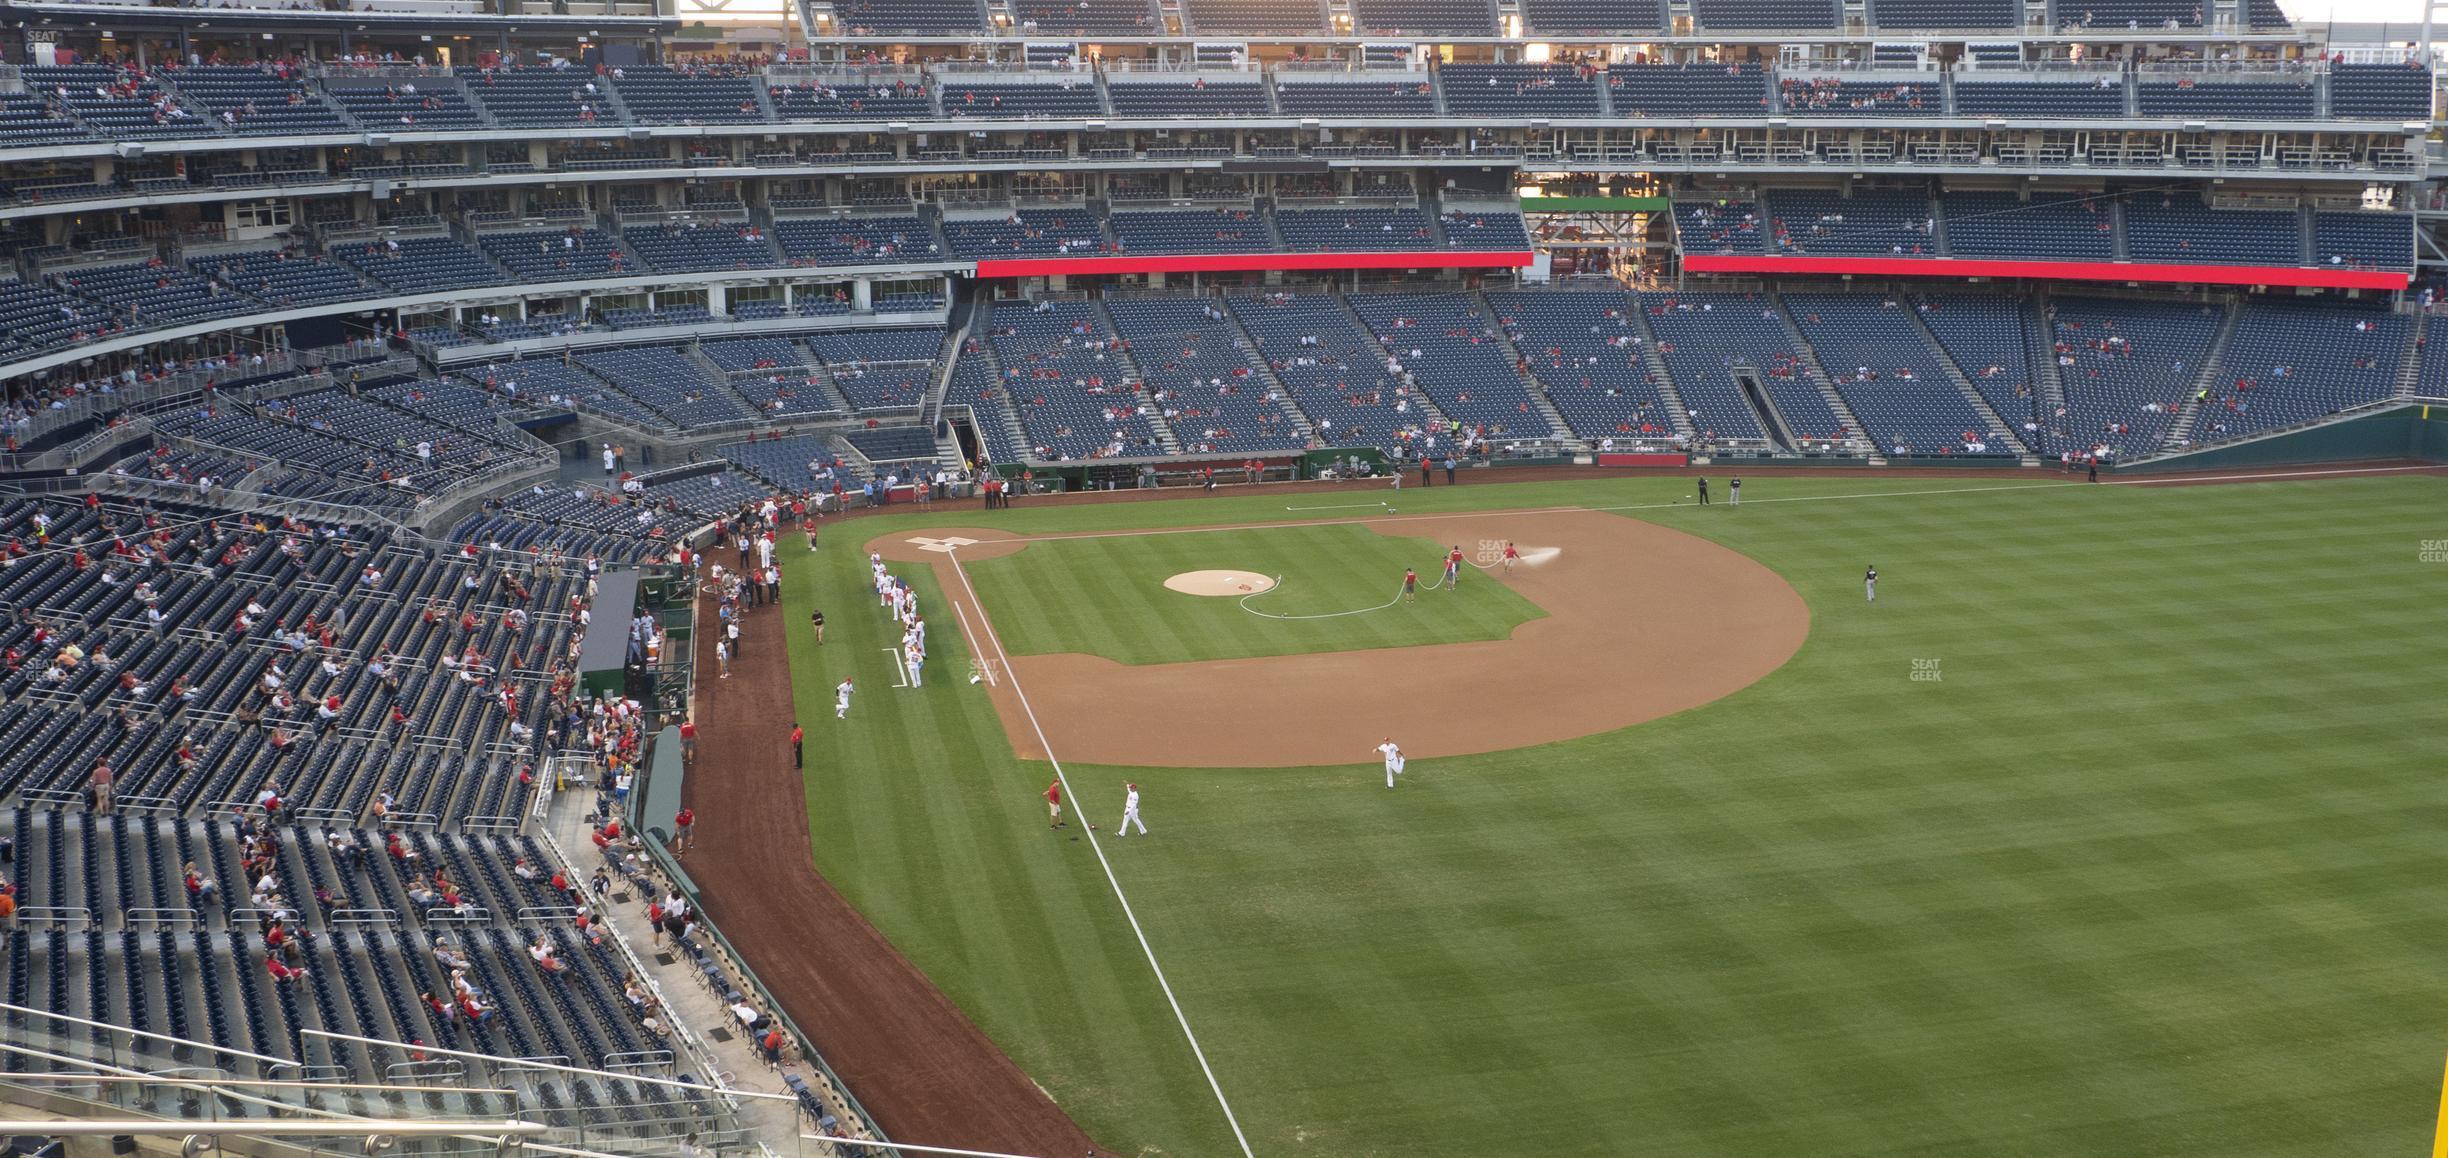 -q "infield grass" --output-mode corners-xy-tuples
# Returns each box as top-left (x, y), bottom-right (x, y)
(783, 470), (2448, 1158)
(957, 523), (1546, 664)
